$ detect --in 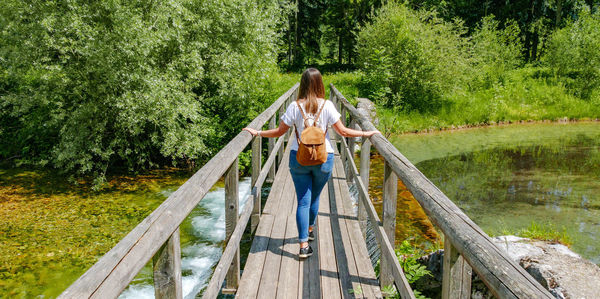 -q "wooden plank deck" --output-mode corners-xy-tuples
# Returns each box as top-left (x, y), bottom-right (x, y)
(236, 141), (382, 299)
